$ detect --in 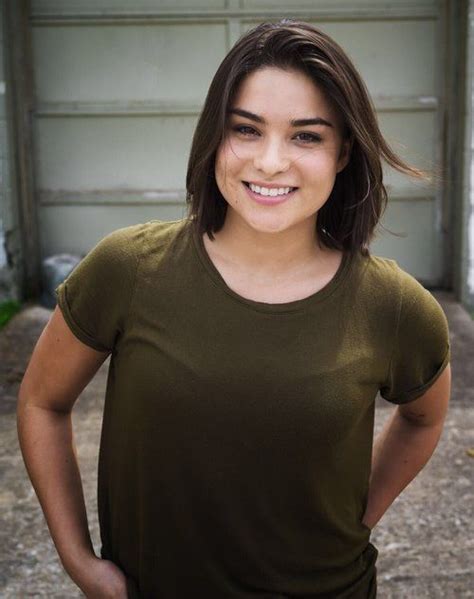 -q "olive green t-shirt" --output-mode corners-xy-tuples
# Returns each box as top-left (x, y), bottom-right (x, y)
(55, 217), (450, 598)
